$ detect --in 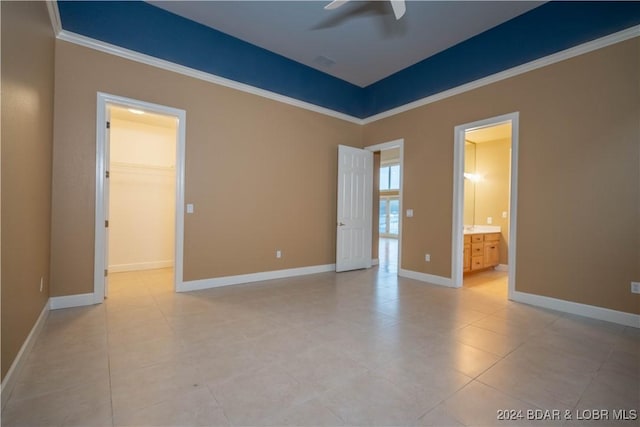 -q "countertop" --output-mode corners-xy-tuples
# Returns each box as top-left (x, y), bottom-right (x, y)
(464, 225), (501, 235)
